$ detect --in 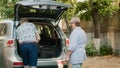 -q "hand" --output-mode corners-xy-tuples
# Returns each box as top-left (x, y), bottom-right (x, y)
(36, 40), (39, 43)
(62, 56), (69, 64)
(35, 40), (38, 43)
(62, 60), (67, 64)
(65, 56), (69, 62)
